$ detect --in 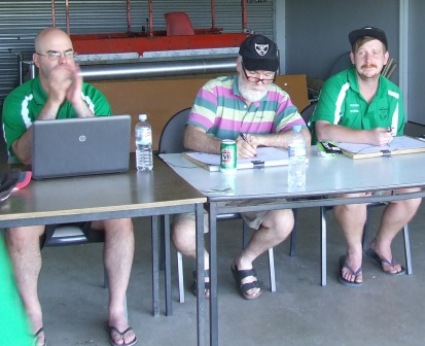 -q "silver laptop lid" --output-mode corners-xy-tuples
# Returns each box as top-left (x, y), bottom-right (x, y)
(32, 115), (131, 179)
